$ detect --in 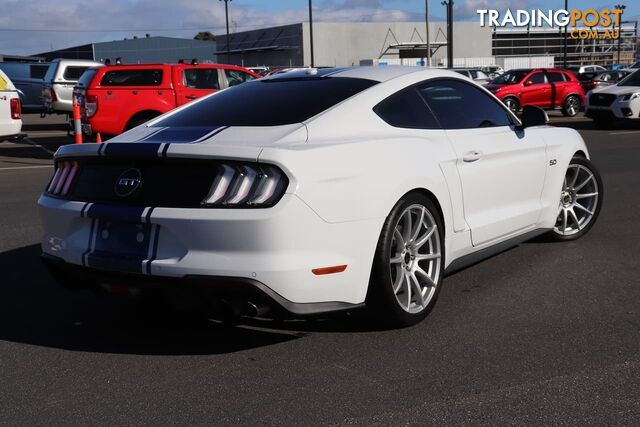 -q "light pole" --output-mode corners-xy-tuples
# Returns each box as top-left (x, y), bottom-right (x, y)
(220, 0), (232, 64)
(615, 4), (626, 65)
(441, 0), (453, 67)
(563, 0), (568, 68)
(425, 0), (431, 66)
(309, 0), (315, 67)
